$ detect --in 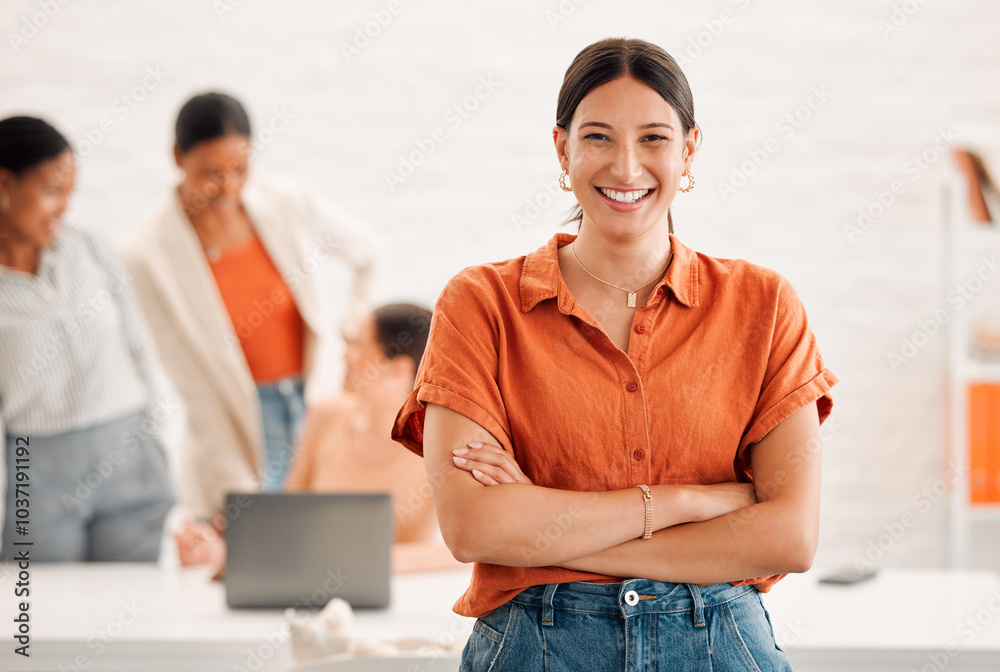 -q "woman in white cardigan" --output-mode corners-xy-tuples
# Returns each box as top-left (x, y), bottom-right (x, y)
(124, 93), (375, 525)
